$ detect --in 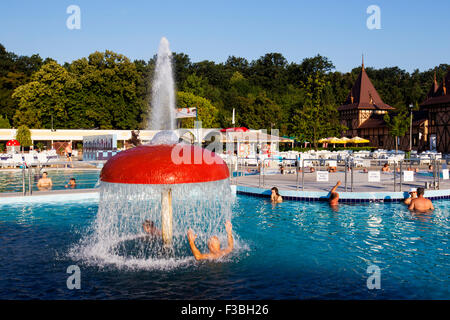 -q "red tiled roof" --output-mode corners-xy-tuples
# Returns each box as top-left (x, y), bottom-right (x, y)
(338, 64), (394, 112)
